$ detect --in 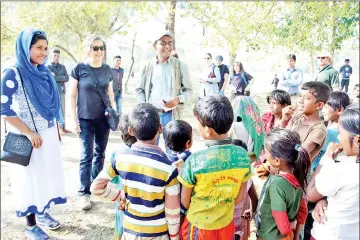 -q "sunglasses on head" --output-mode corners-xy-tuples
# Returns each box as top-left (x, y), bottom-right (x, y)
(92, 46), (106, 51)
(317, 56), (327, 59)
